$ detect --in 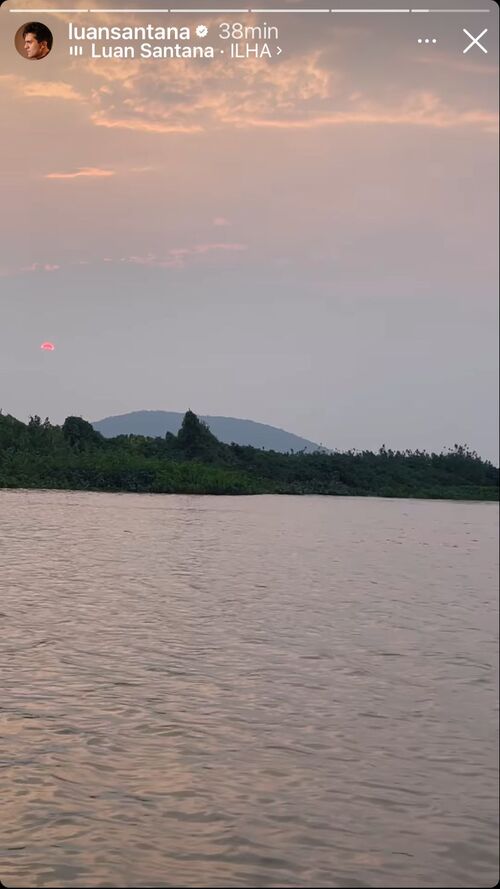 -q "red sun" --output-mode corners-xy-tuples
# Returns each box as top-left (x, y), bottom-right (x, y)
(40, 342), (55, 351)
